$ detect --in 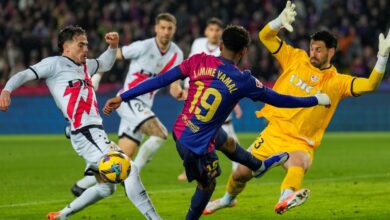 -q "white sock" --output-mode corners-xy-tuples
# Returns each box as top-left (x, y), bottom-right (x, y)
(220, 192), (236, 205)
(279, 188), (294, 202)
(124, 163), (161, 220)
(76, 175), (97, 189)
(232, 162), (238, 171)
(134, 136), (166, 171)
(61, 183), (115, 217)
